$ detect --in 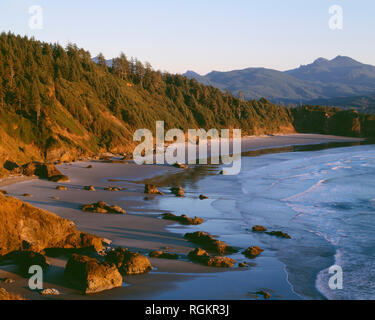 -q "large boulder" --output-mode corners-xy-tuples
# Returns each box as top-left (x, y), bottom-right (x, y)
(161, 213), (204, 225)
(188, 248), (235, 268)
(12, 162), (67, 182)
(0, 196), (103, 256)
(64, 254), (123, 294)
(105, 247), (152, 275)
(184, 232), (236, 255)
(242, 246), (264, 259)
(1, 250), (49, 276)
